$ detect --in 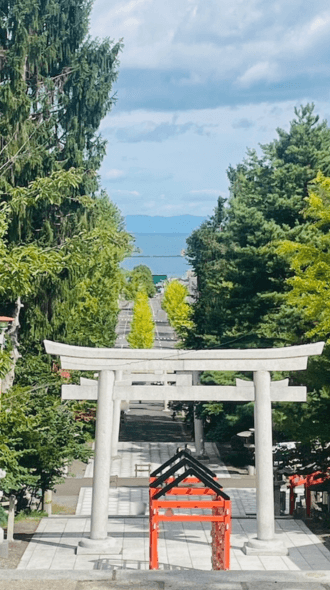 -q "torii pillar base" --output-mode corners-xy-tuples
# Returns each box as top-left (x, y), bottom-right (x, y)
(243, 537), (288, 556)
(76, 536), (122, 555)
